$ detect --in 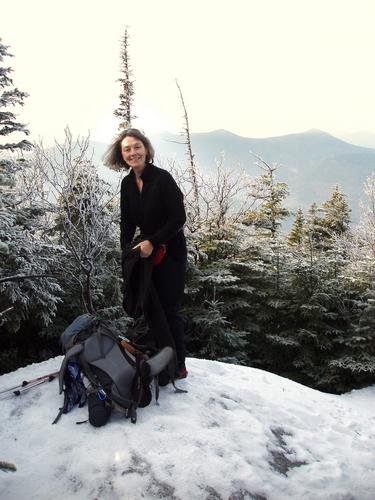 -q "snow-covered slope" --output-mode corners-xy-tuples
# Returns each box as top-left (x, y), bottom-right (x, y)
(1, 357), (375, 500)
